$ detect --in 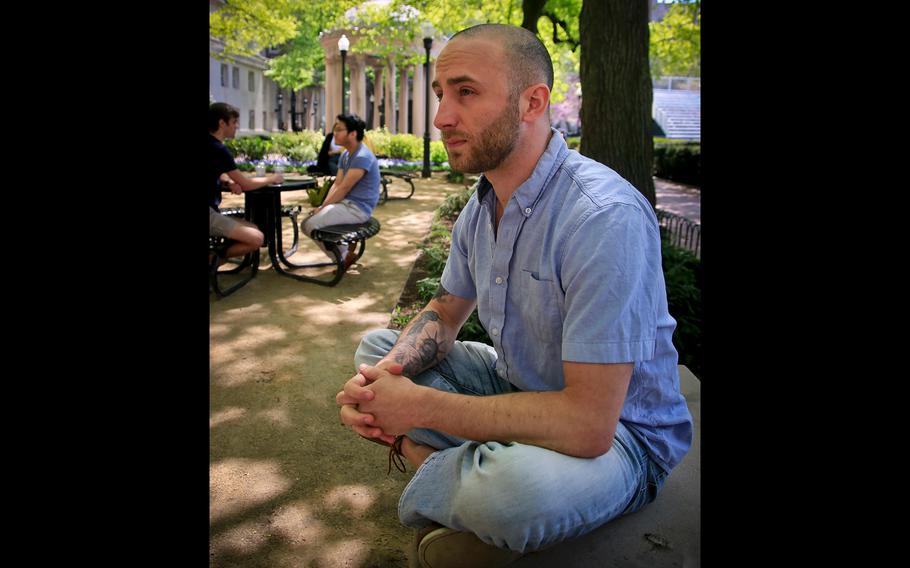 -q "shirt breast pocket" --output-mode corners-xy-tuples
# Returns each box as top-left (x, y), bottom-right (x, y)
(517, 269), (563, 343)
